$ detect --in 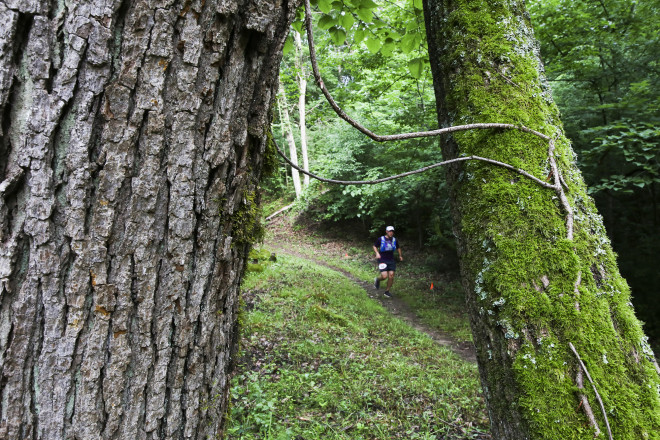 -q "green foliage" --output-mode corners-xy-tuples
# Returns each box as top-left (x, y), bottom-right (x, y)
(528, 0), (660, 183)
(583, 121), (660, 194)
(301, 0), (429, 78)
(246, 248), (276, 273)
(227, 254), (488, 438)
(264, 2), (449, 243)
(272, 1), (446, 242)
